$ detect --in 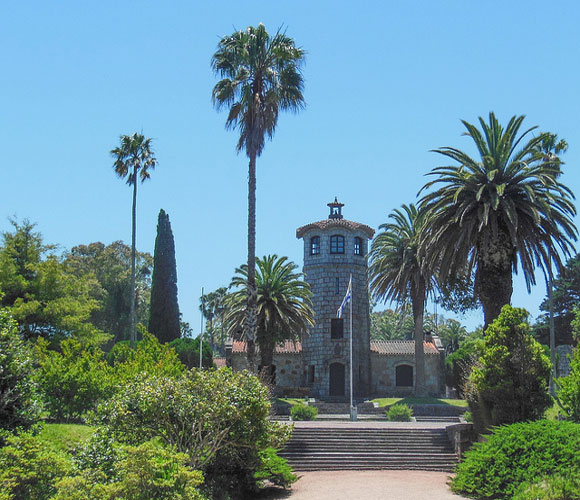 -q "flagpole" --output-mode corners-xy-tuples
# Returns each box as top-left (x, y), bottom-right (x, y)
(349, 273), (355, 421)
